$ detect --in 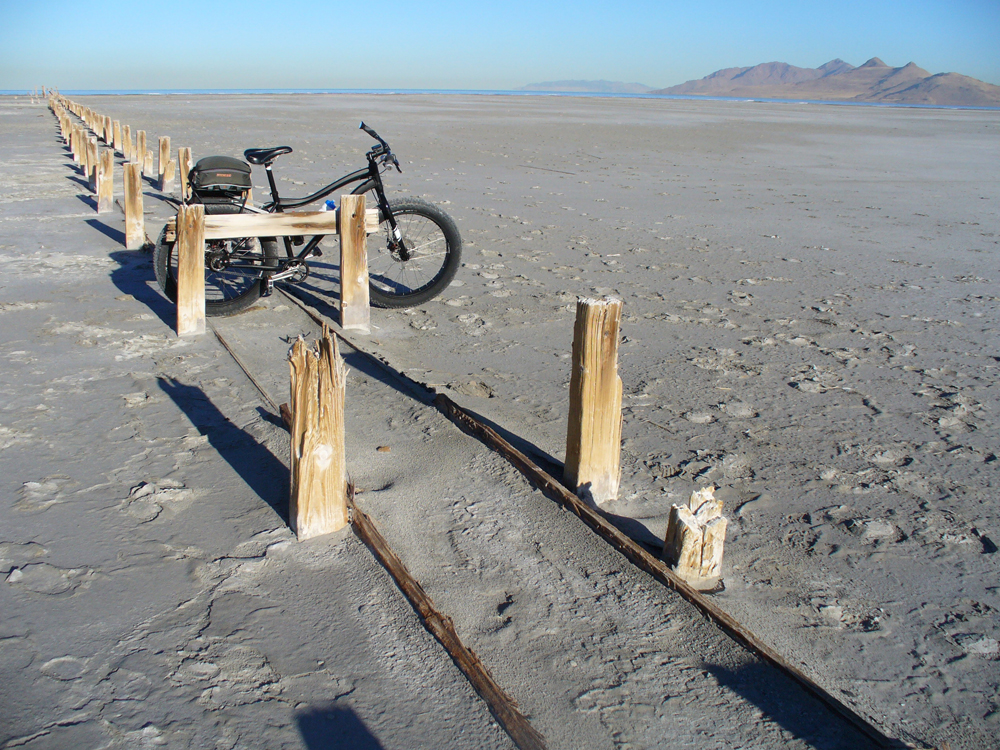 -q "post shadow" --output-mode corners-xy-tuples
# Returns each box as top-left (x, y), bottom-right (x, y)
(106, 248), (176, 328)
(701, 661), (900, 749)
(295, 704), (385, 750)
(157, 376), (289, 523)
